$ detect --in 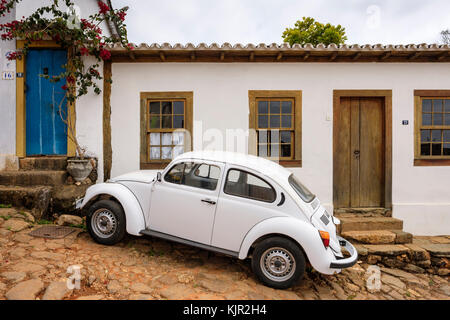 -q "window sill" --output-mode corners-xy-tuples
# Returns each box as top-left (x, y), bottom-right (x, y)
(414, 159), (450, 166)
(140, 162), (170, 170)
(279, 160), (302, 168)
